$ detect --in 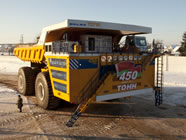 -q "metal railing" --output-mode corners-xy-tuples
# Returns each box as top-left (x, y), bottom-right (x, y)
(78, 70), (100, 103)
